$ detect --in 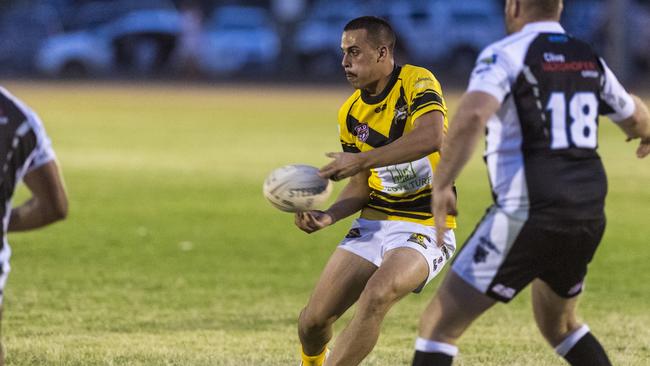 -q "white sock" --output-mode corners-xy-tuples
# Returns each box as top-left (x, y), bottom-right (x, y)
(414, 337), (459, 357)
(554, 324), (590, 357)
